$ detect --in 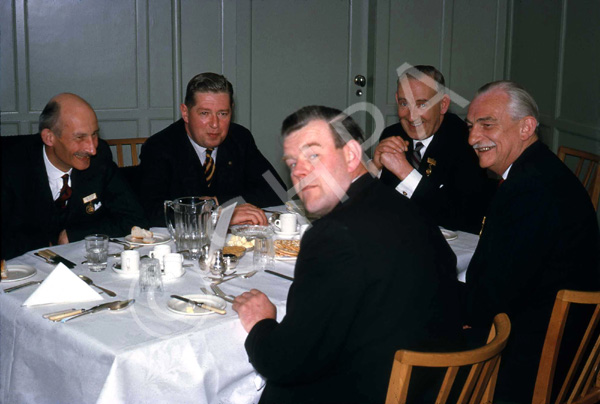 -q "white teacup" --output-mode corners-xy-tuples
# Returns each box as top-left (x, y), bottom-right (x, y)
(121, 250), (140, 272)
(274, 213), (298, 234)
(163, 253), (184, 278)
(149, 244), (172, 267)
